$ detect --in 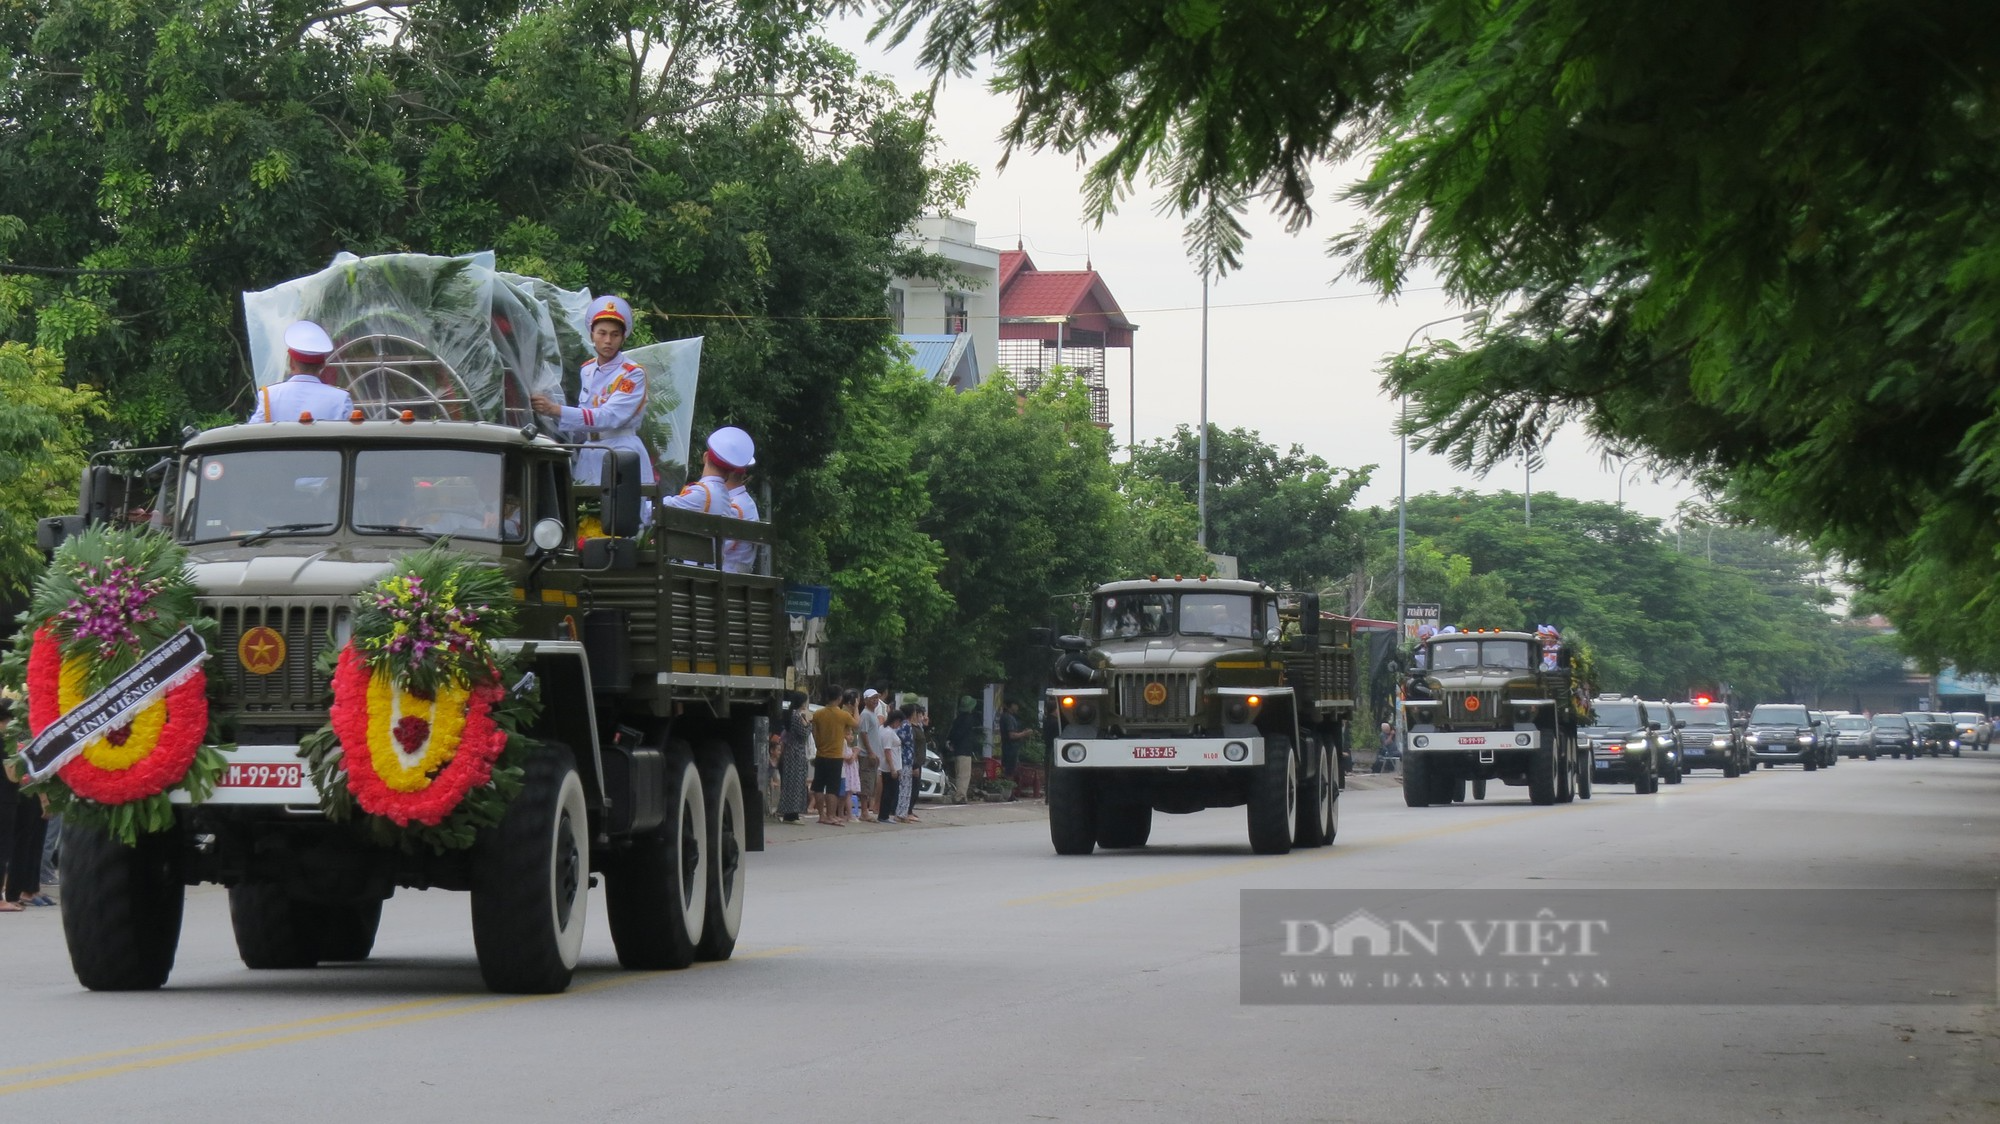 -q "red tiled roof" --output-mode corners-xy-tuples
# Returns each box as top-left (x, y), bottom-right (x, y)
(997, 248), (1136, 346)
(998, 249), (1033, 291)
